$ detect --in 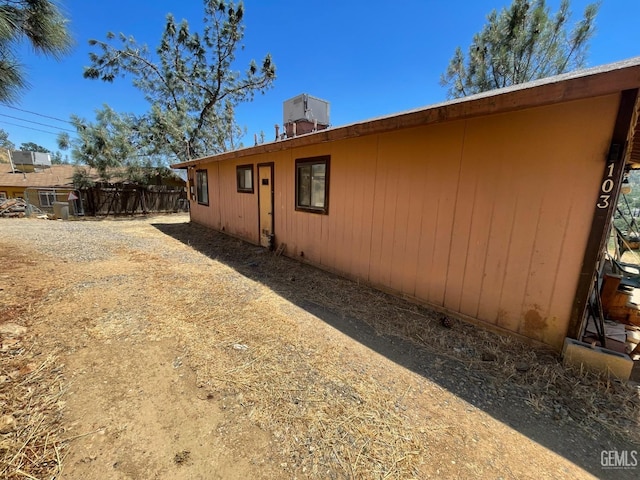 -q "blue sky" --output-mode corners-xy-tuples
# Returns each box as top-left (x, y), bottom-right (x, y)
(1, 0), (639, 157)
